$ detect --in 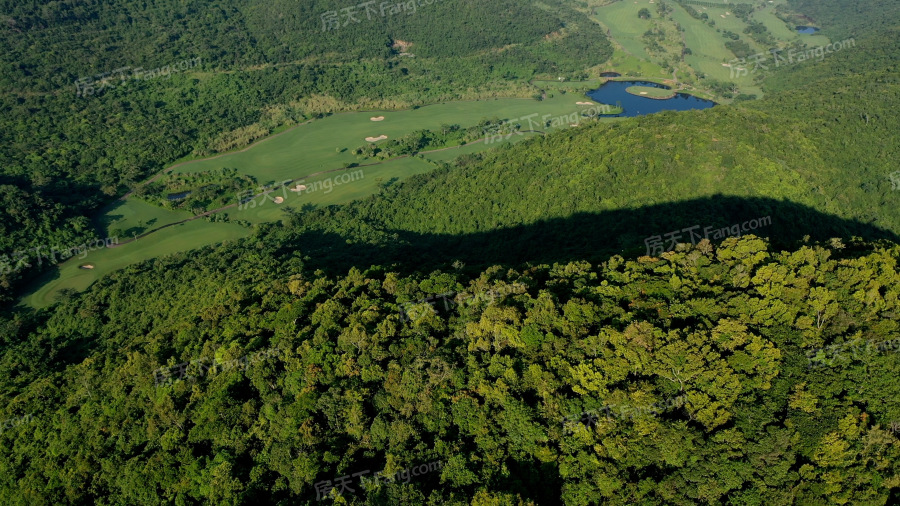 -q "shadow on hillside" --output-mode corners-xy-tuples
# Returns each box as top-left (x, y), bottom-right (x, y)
(286, 194), (900, 277)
